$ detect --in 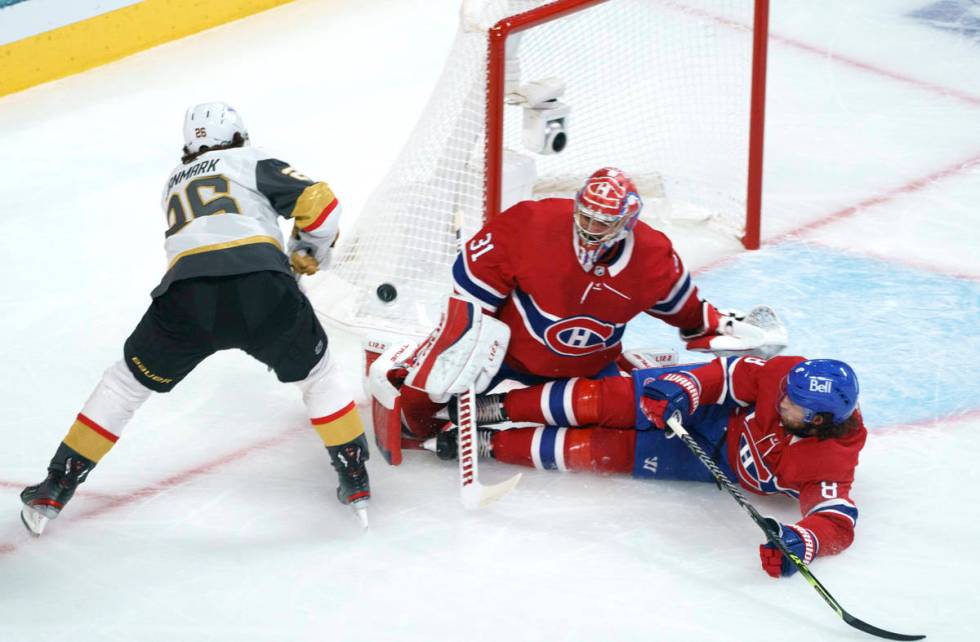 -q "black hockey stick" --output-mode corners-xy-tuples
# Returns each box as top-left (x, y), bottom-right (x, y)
(665, 416), (925, 641)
